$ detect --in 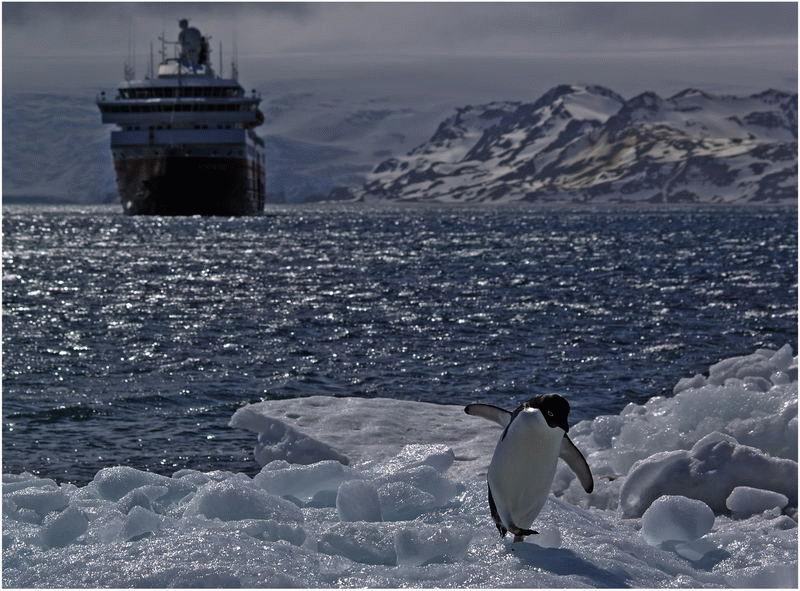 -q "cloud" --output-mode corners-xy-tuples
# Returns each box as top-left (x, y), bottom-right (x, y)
(3, 2), (796, 96)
